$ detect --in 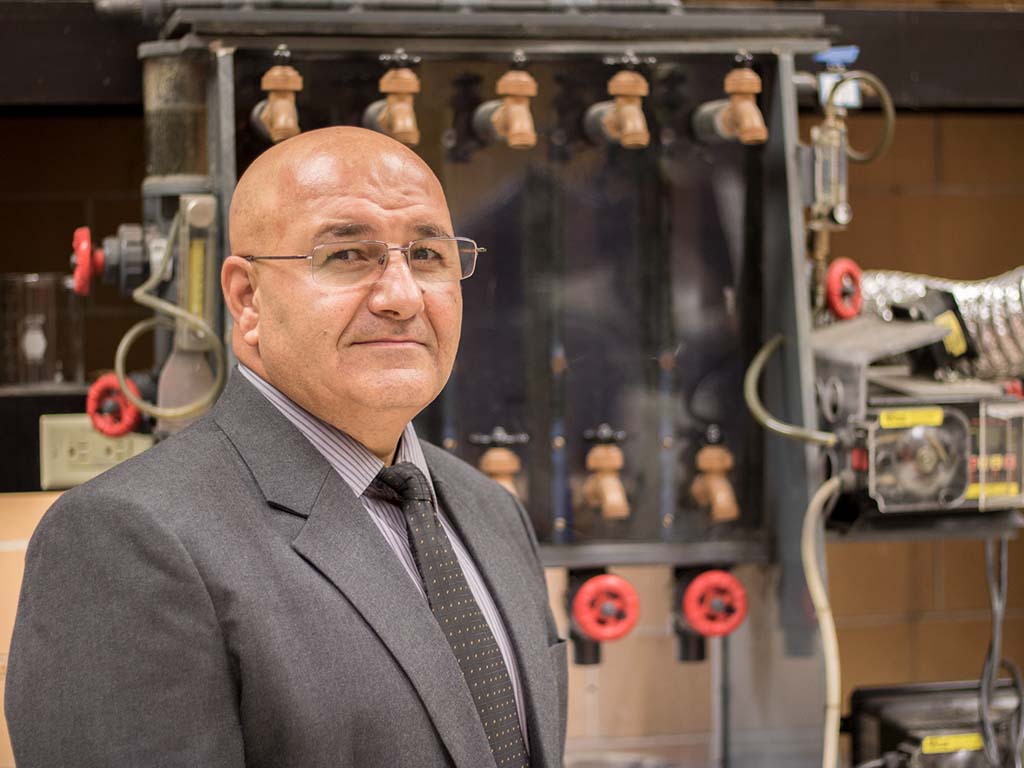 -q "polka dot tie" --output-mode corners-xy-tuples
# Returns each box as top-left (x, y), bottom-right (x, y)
(373, 462), (529, 768)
